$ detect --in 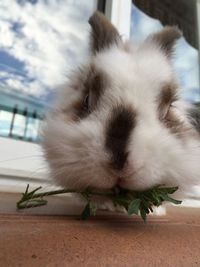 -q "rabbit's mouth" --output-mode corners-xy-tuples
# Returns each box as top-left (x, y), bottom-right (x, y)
(114, 176), (132, 189)
(116, 177), (130, 189)
(114, 169), (139, 188)
(116, 177), (124, 186)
